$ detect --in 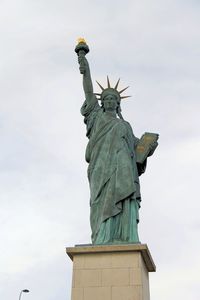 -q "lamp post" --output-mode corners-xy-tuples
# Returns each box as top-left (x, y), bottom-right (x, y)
(19, 289), (30, 300)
